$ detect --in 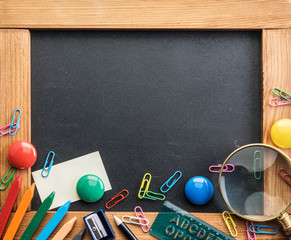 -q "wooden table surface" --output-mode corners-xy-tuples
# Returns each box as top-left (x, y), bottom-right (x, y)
(4, 211), (287, 239)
